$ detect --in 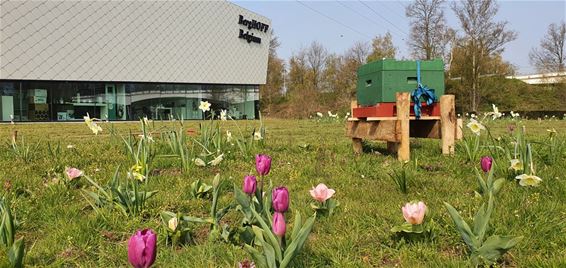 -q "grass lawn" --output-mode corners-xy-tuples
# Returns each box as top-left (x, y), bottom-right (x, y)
(0, 118), (565, 267)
